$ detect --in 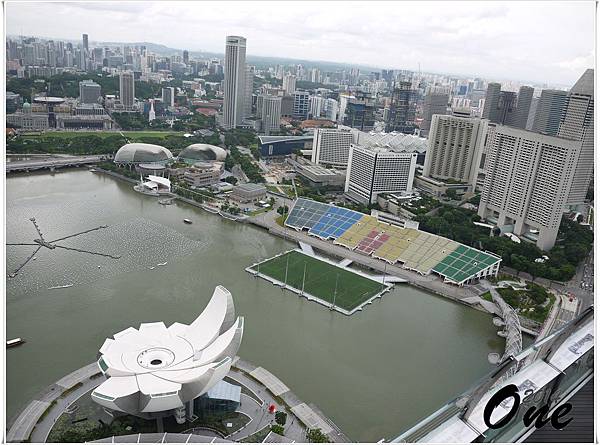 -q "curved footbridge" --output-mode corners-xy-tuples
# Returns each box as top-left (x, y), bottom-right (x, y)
(7, 358), (349, 443)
